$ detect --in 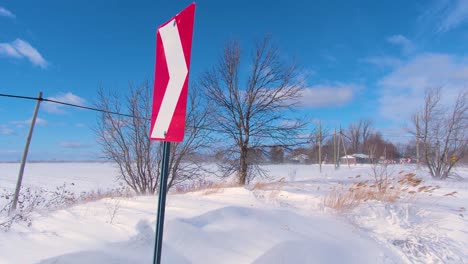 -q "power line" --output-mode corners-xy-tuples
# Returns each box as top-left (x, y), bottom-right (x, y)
(0, 93), (139, 120)
(3, 92), (448, 142)
(0, 92), (312, 142)
(44, 98), (139, 119)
